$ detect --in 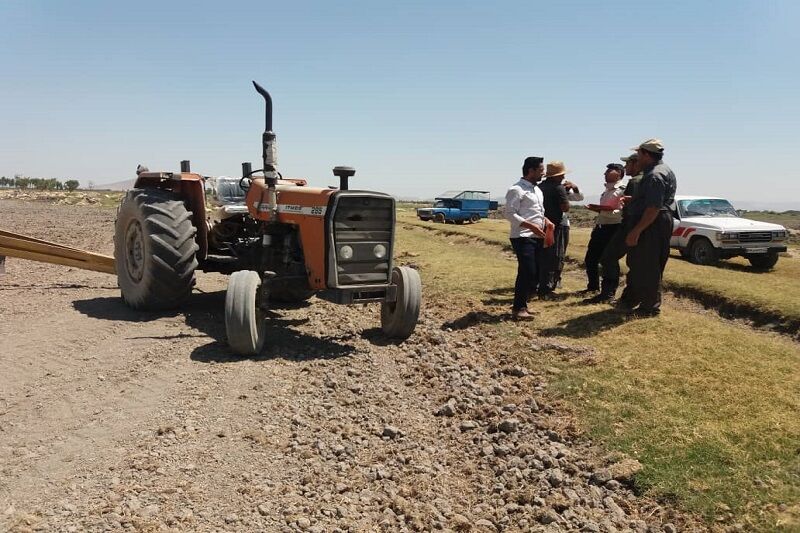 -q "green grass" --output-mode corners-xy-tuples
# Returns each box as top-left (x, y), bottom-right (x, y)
(395, 221), (800, 531)
(398, 210), (800, 328)
(743, 210), (800, 231)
